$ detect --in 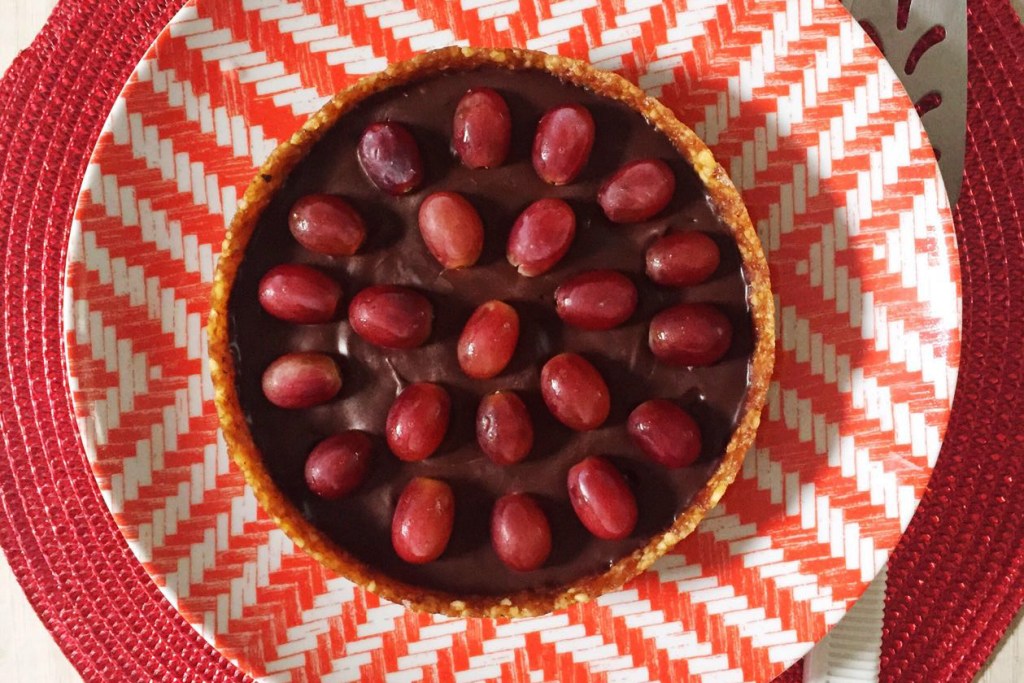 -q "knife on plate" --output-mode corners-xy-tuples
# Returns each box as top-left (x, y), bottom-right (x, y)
(841, 0), (967, 205)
